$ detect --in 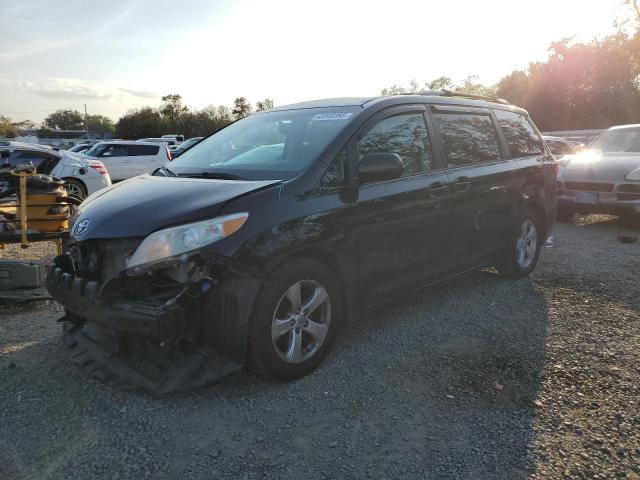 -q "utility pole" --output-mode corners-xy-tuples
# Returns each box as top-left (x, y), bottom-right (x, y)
(83, 104), (89, 140)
